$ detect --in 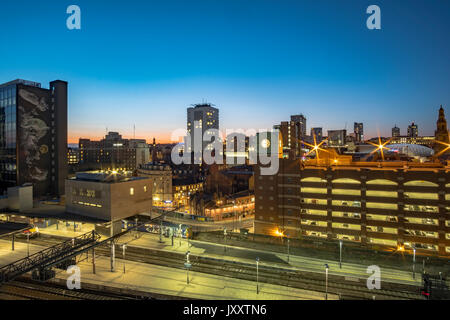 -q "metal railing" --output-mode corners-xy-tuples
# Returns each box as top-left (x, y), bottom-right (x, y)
(0, 230), (100, 285)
